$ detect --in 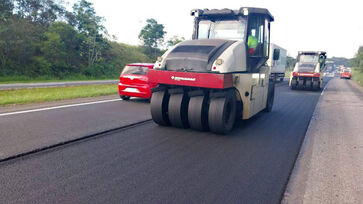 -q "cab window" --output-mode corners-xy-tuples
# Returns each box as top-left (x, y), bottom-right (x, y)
(247, 15), (268, 58)
(198, 20), (246, 40)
